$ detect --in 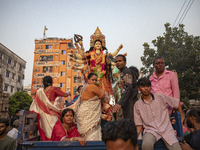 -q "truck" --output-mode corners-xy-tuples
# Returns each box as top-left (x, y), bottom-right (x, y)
(16, 110), (183, 150)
